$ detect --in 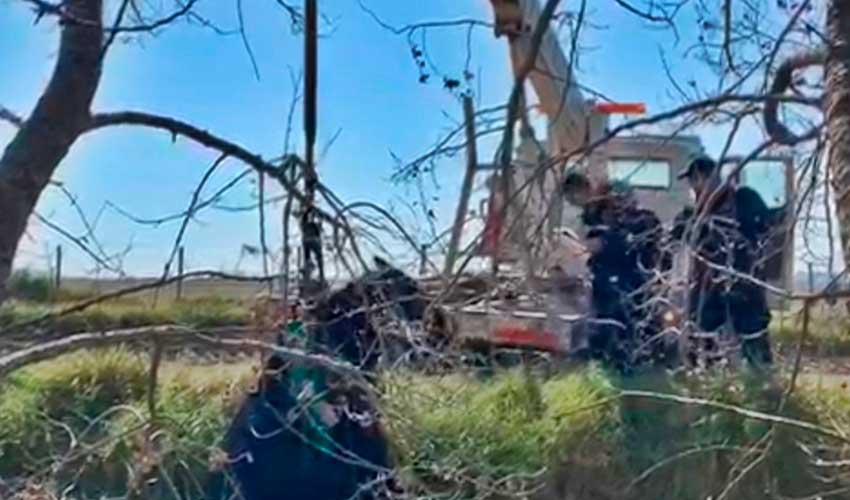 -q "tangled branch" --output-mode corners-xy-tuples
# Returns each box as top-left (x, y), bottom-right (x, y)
(0, 325), (369, 383)
(763, 48), (826, 145)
